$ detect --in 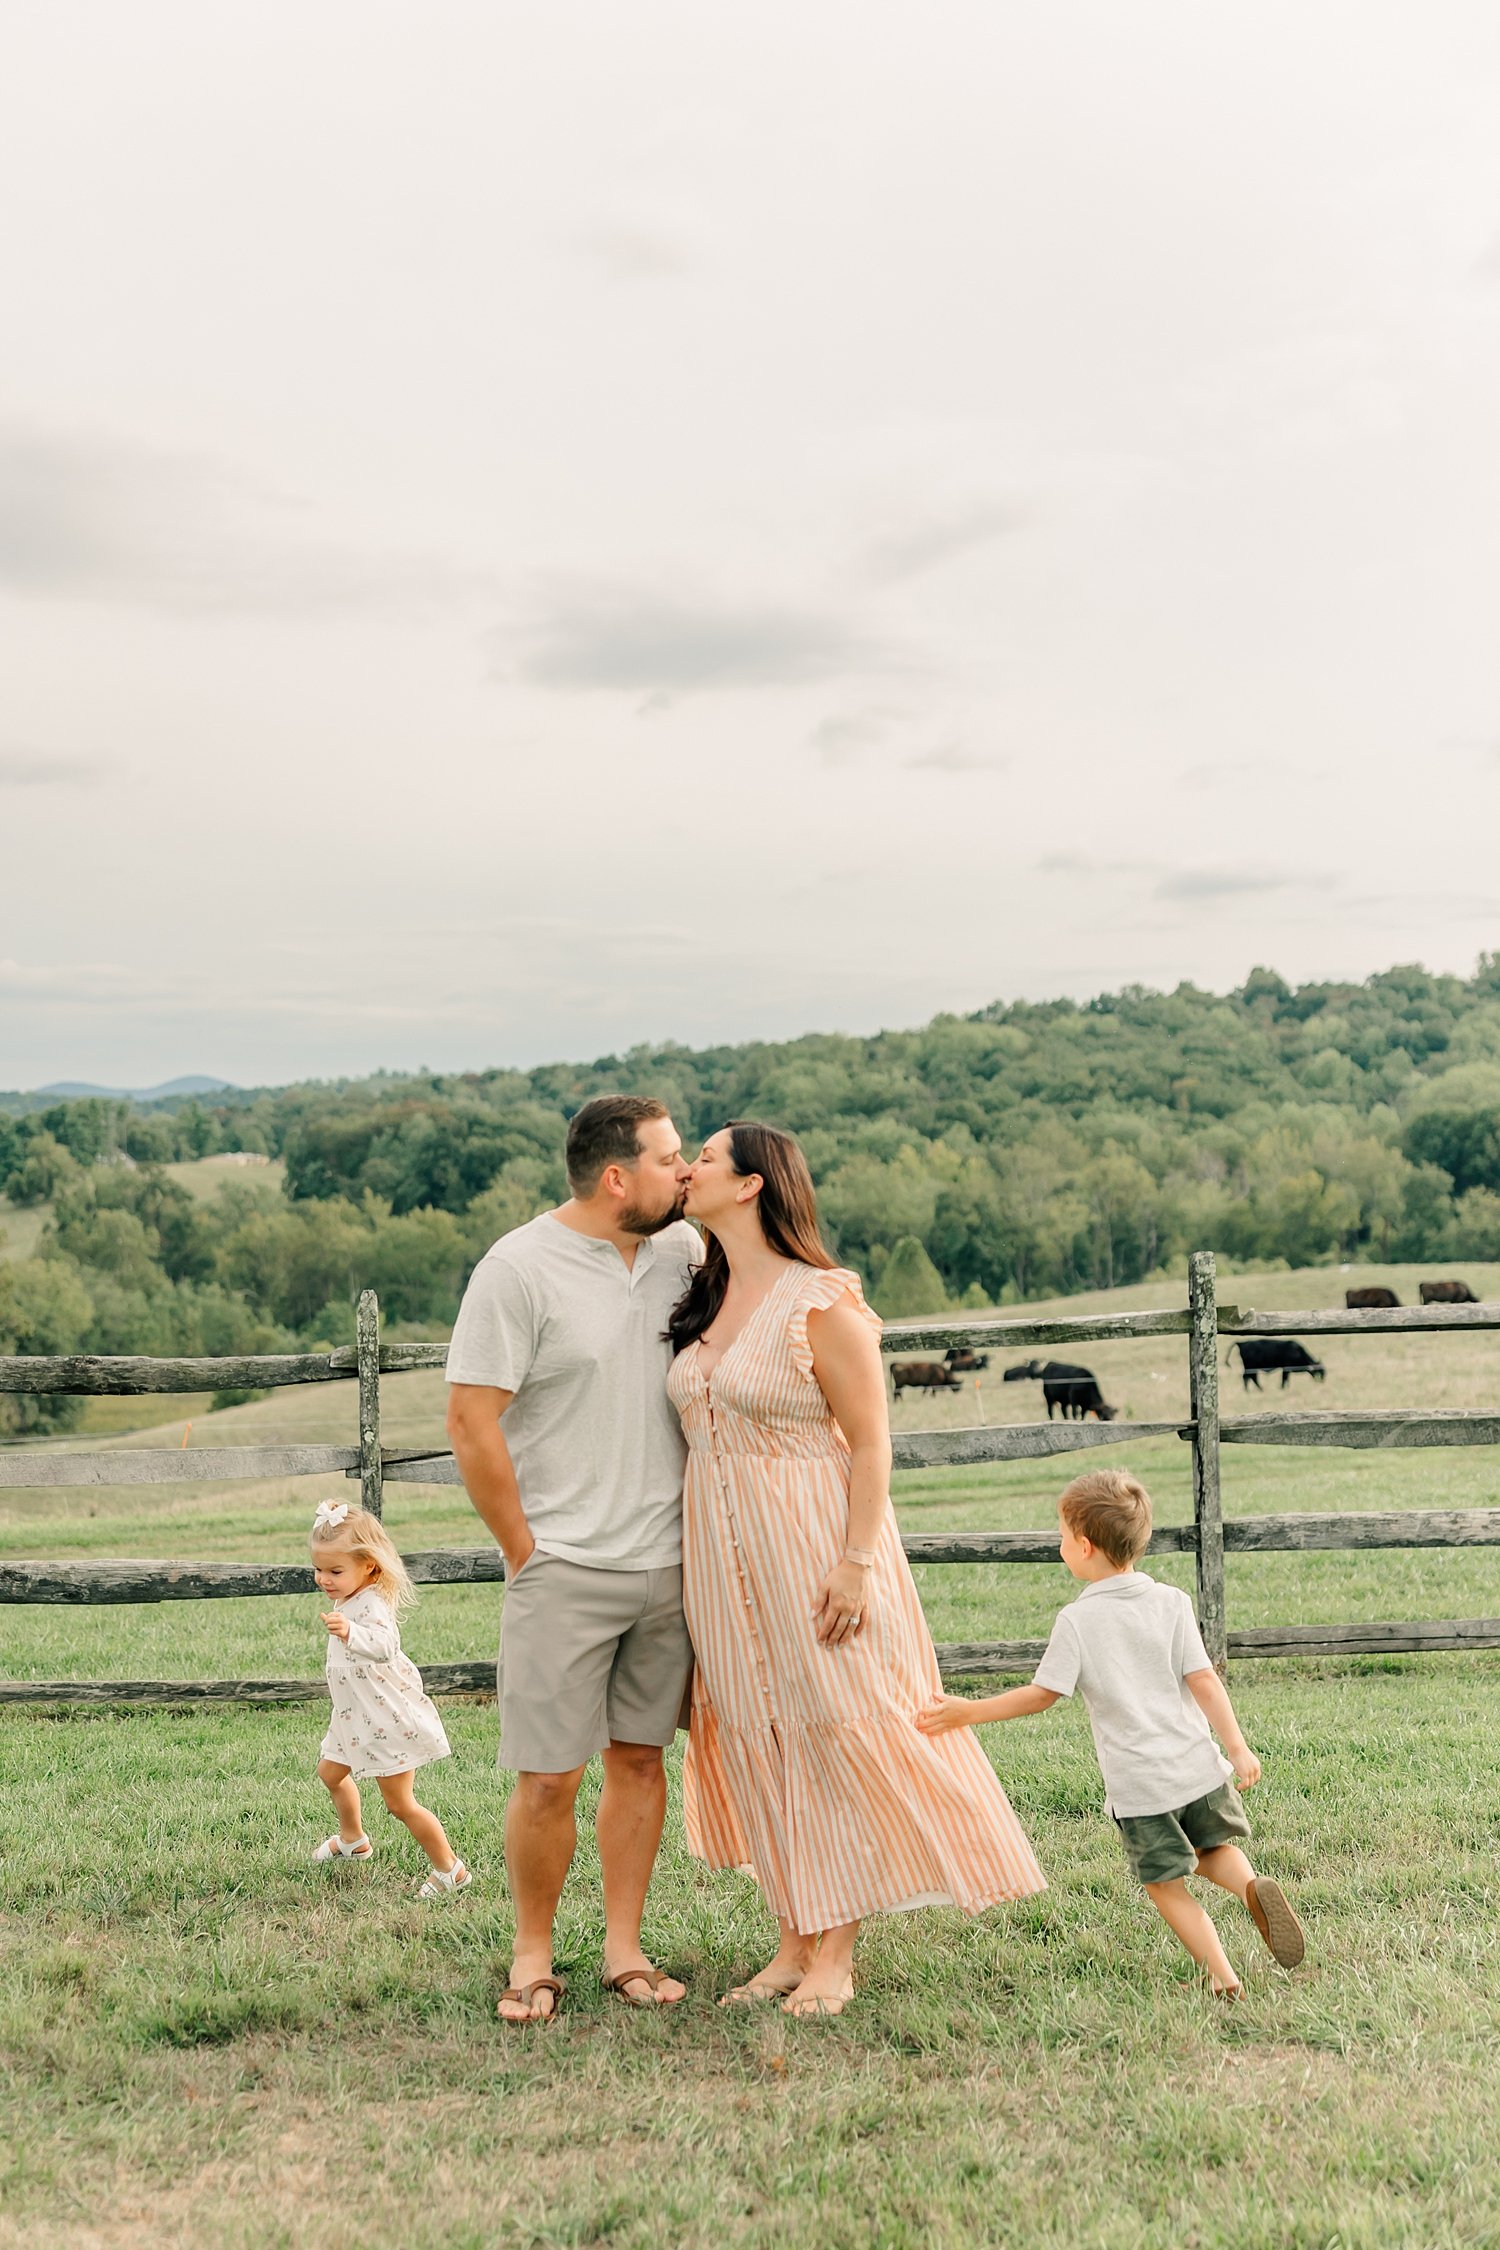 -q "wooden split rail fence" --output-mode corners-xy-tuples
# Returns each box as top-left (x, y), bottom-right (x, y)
(3, 1252), (1500, 1706)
